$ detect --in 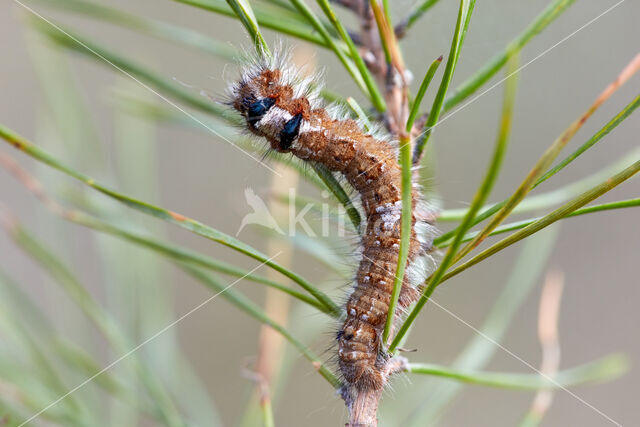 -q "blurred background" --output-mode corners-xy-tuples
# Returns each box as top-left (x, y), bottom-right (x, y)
(0, 0), (639, 425)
